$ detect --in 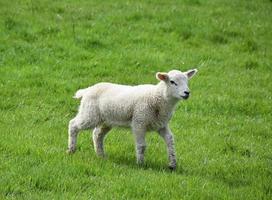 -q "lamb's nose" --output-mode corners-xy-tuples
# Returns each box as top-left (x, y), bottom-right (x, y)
(184, 91), (190, 95)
